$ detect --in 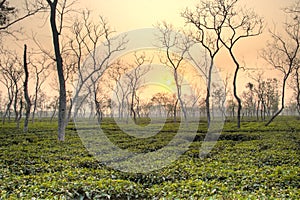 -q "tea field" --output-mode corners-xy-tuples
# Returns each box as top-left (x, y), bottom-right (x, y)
(0, 117), (299, 199)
